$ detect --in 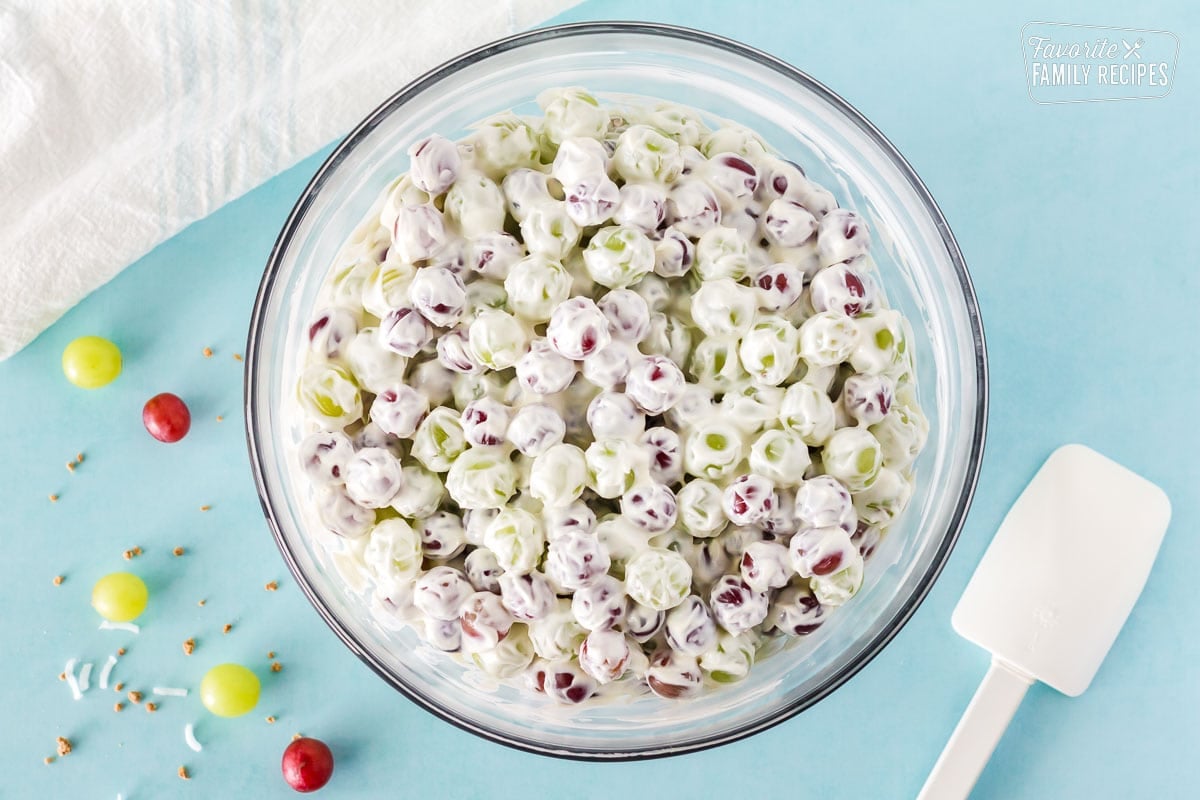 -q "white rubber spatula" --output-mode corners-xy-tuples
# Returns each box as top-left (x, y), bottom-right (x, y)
(918, 444), (1171, 800)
